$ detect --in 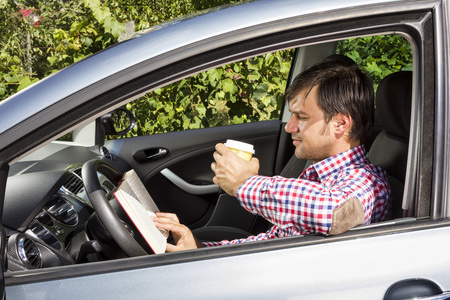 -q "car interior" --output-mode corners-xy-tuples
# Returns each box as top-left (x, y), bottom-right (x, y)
(194, 68), (413, 242)
(3, 31), (418, 274)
